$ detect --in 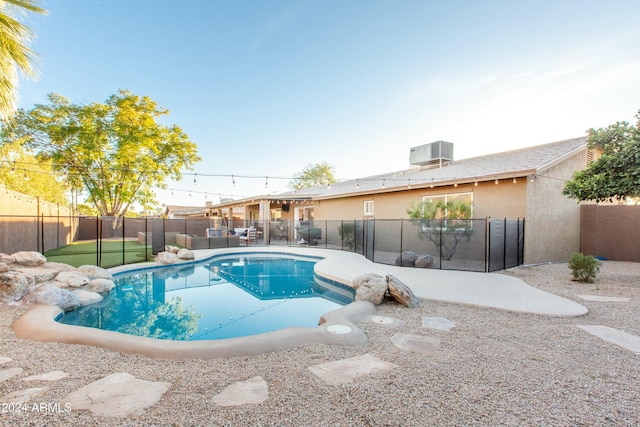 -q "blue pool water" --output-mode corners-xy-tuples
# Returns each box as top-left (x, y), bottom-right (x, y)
(58, 254), (355, 340)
